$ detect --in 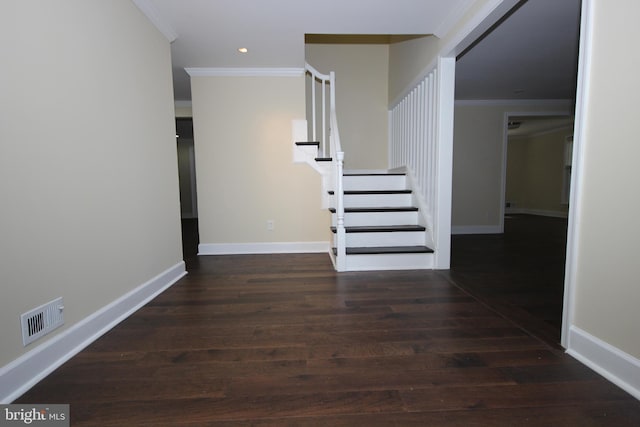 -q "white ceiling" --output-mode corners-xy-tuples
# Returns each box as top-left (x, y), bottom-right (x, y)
(139, 0), (474, 100)
(138, 0), (581, 102)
